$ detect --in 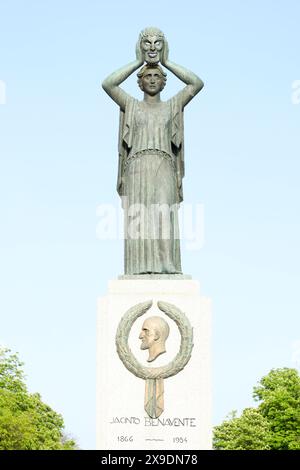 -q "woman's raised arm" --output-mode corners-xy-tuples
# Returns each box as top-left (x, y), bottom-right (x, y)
(161, 41), (204, 108)
(102, 44), (144, 110)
